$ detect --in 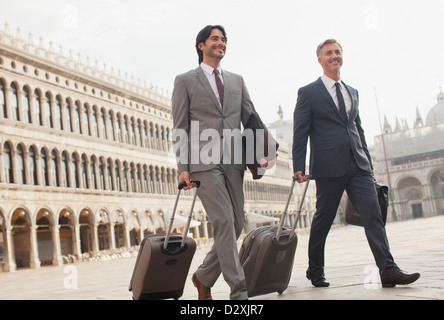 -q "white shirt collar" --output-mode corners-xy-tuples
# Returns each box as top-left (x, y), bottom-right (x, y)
(201, 62), (222, 76)
(321, 74), (342, 89)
